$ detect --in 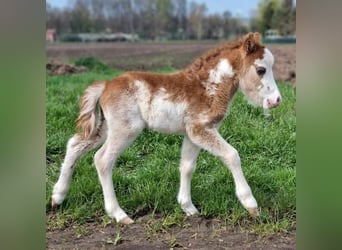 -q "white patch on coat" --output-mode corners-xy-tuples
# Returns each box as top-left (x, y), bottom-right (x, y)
(148, 95), (187, 134)
(208, 59), (235, 84)
(204, 59), (235, 96)
(134, 80), (187, 134)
